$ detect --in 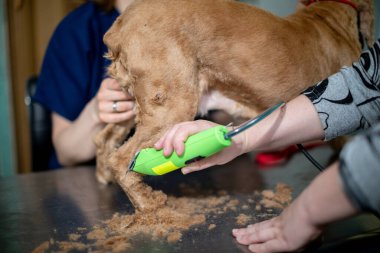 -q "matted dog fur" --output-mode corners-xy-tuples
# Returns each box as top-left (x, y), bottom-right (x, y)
(94, 0), (374, 211)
